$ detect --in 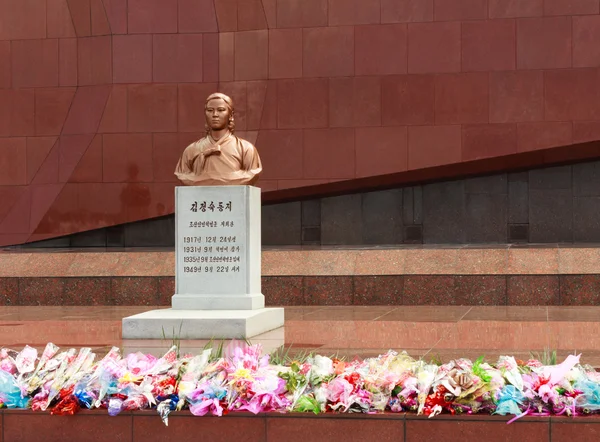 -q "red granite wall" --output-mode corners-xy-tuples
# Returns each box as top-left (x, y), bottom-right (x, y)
(2, 0), (600, 246)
